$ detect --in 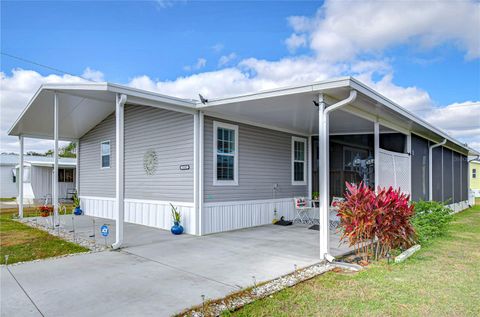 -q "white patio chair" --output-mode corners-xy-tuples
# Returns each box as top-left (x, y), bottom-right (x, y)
(329, 196), (344, 229)
(293, 197), (313, 224)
